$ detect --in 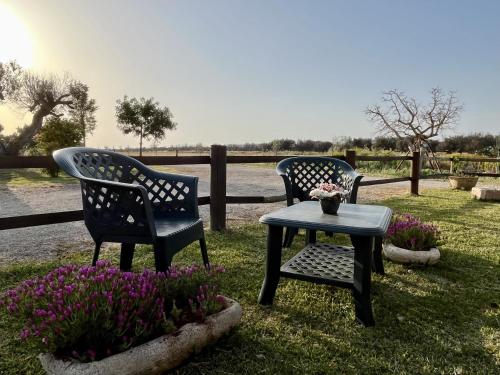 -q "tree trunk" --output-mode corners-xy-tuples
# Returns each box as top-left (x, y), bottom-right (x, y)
(0, 109), (47, 155)
(81, 114), (86, 147)
(139, 128), (143, 157)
